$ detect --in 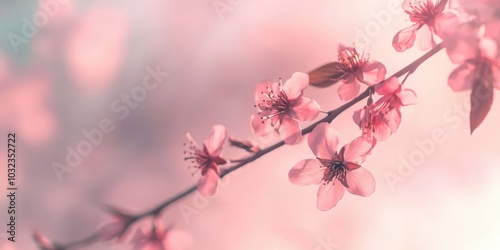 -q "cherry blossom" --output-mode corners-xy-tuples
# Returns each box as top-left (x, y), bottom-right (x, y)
(353, 104), (390, 143)
(393, 0), (458, 52)
(251, 72), (320, 144)
(335, 45), (387, 101)
(353, 77), (417, 142)
(130, 222), (192, 250)
(372, 77), (418, 136)
(288, 123), (375, 210)
(184, 125), (227, 197)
